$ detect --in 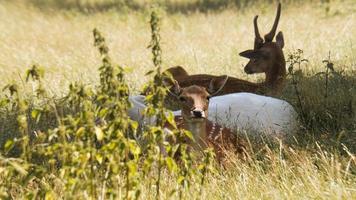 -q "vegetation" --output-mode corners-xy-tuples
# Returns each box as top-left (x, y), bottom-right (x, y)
(0, 0), (355, 199)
